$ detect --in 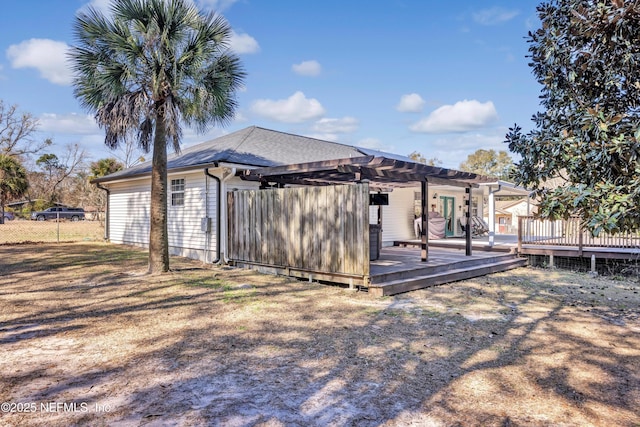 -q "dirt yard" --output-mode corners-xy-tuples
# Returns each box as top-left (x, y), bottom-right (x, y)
(0, 243), (638, 427)
(0, 220), (104, 244)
